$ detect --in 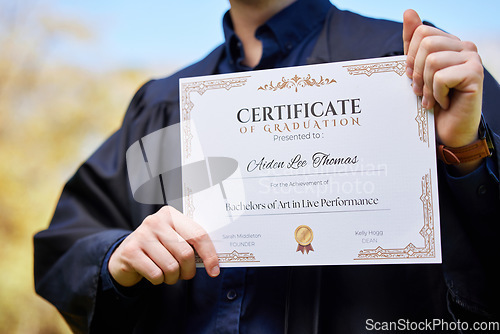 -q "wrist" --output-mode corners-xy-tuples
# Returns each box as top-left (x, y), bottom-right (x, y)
(437, 115), (493, 175)
(447, 158), (484, 176)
